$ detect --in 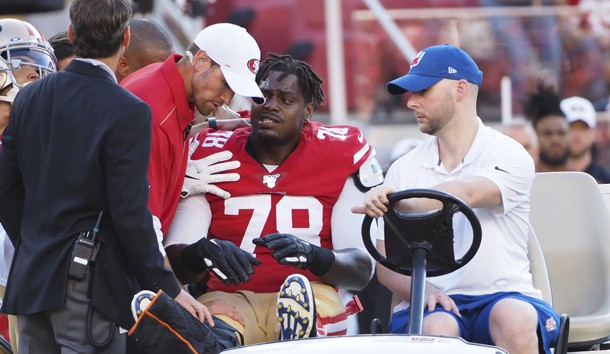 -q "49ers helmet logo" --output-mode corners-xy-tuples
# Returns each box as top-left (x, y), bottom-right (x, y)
(247, 59), (259, 74)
